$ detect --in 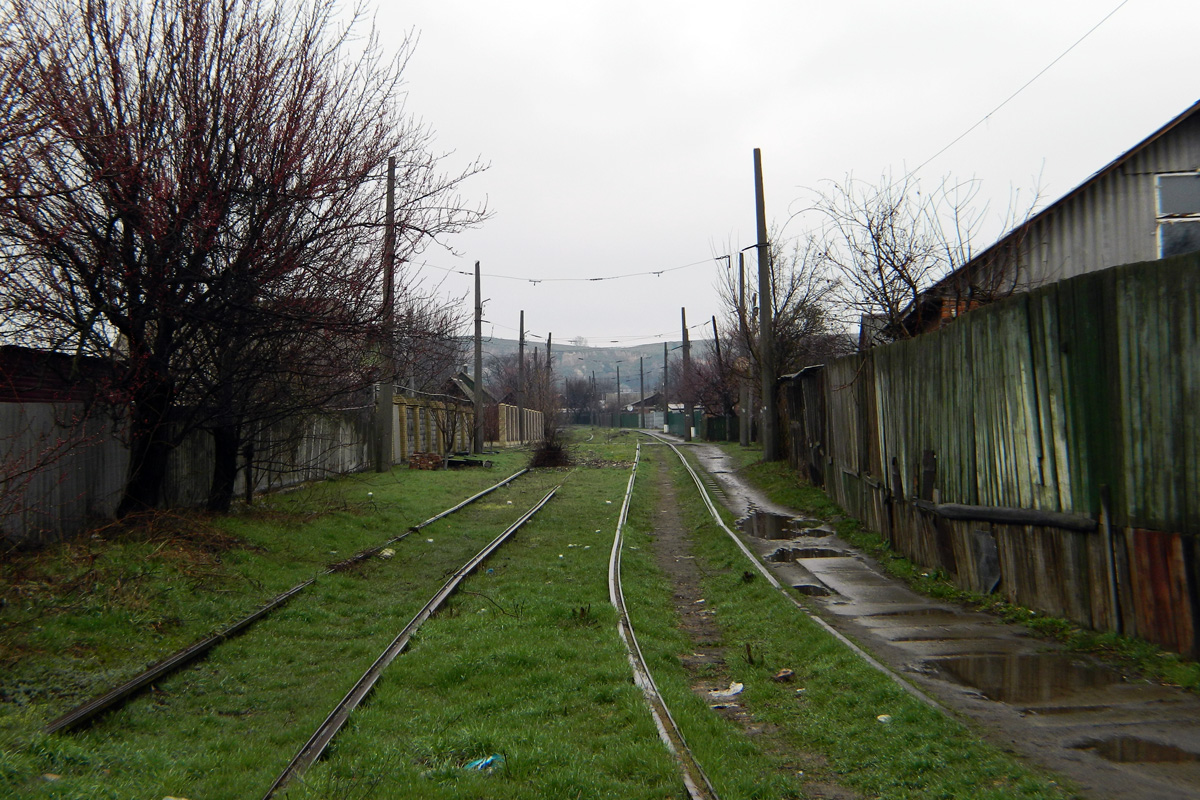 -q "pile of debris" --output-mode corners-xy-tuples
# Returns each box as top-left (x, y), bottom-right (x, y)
(407, 452), (444, 470)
